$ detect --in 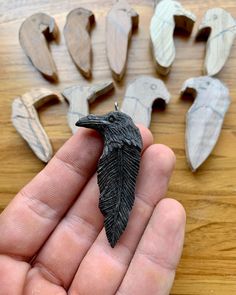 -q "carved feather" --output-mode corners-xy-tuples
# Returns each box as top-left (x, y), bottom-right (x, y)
(76, 111), (142, 247)
(98, 139), (141, 247)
